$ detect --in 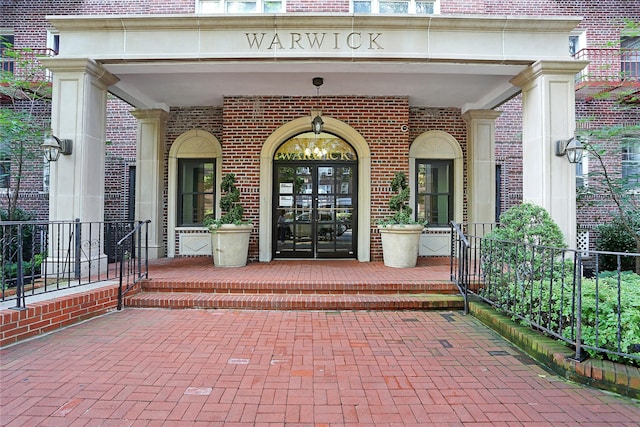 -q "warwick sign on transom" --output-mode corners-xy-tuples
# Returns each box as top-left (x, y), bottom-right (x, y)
(244, 32), (384, 50)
